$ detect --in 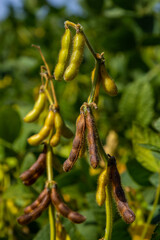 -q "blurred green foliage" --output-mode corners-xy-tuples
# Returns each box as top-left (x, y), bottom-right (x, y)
(0, 0), (160, 239)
